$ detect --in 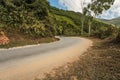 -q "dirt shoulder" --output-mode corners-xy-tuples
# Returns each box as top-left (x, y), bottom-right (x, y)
(39, 38), (120, 80)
